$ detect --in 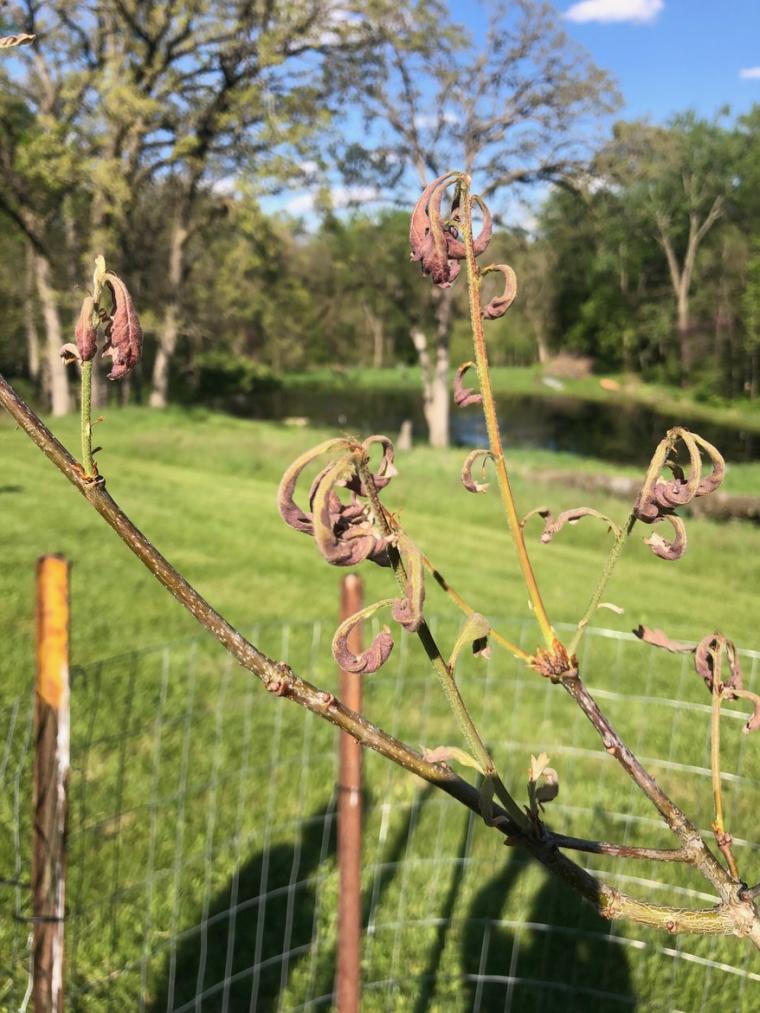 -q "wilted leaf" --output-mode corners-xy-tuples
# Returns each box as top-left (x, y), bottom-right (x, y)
(644, 514), (687, 560)
(448, 612), (491, 671)
(421, 745), (484, 772)
(75, 296), (97, 362)
(391, 533), (425, 632)
(103, 272), (143, 380)
(332, 599), (396, 674)
(454, 361), (482, 407)
(480, 264), (517, 320)
(461, 449), (493, 494)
